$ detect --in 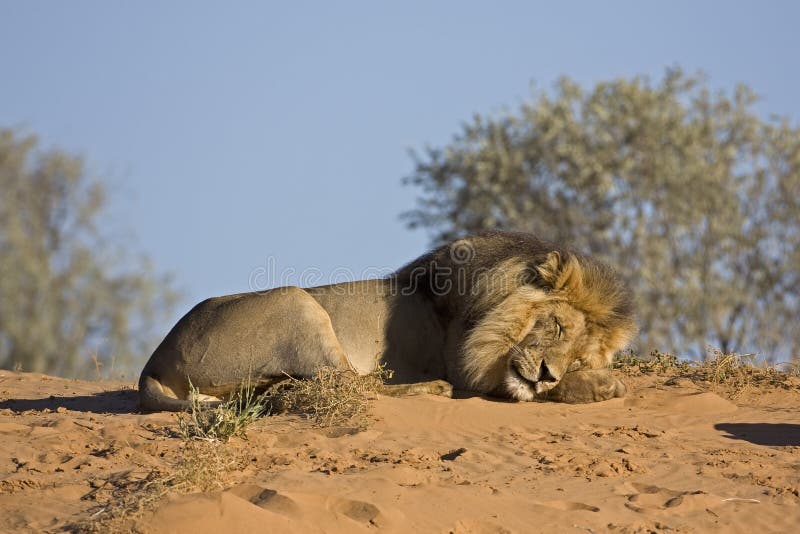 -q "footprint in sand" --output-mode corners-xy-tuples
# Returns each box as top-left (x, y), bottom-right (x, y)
(621, 482), (724, 513)
(251, 488), (300, 516)
(227, 484), (300, 516)
(329, 497), (382, 523)
(226, 484), (385, 526)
